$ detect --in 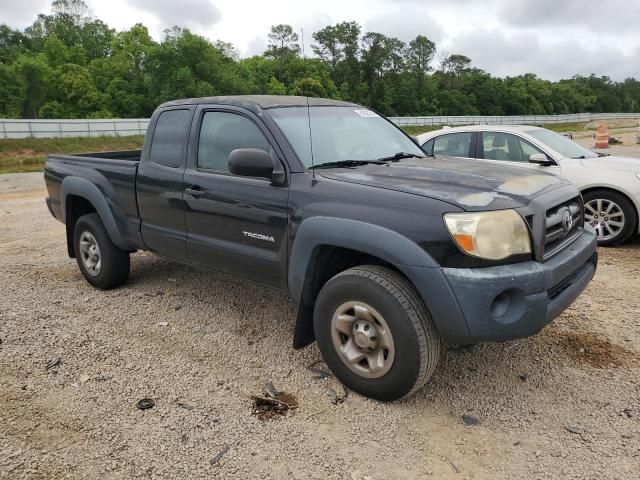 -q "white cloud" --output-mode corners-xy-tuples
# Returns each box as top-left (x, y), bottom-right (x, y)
(128, 0), (221, 29)
(244, 35), (267, 57)
(365, 7), (444, 43)
(500, 0), (640, 33)
(0, 0), (50, 28)
(444, 28), (639, 80)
